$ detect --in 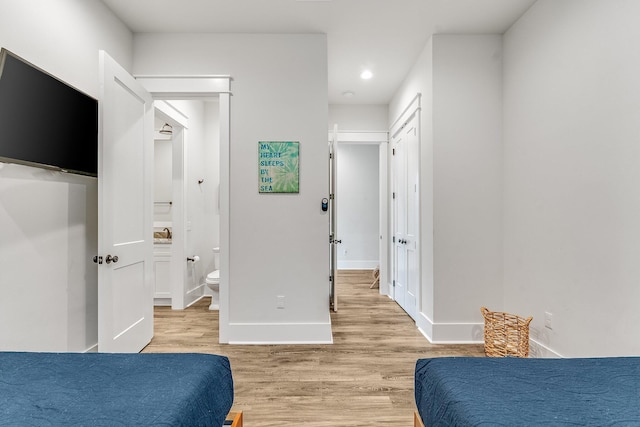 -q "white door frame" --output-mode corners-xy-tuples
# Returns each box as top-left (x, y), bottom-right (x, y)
(136, 75), (232, 343)
(329, 130), (389, 295)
